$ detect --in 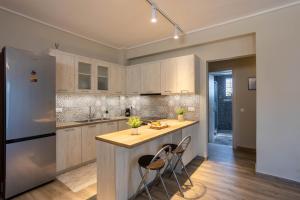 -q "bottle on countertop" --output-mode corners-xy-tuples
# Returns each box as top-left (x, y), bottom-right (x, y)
(125, 108), (131, 117)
